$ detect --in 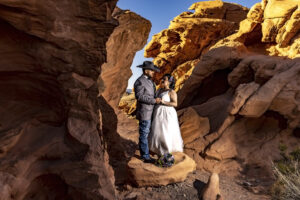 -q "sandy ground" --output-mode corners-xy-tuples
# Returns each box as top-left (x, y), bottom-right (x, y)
(117, 170), (271, 200)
